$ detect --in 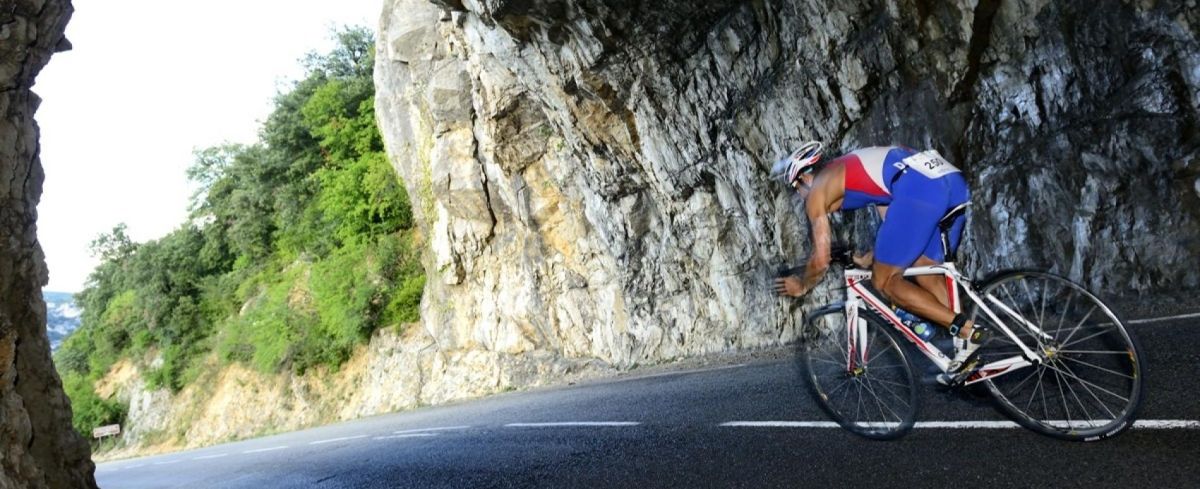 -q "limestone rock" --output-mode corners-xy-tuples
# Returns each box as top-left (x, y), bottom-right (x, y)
(375, 0), (1200, 376)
